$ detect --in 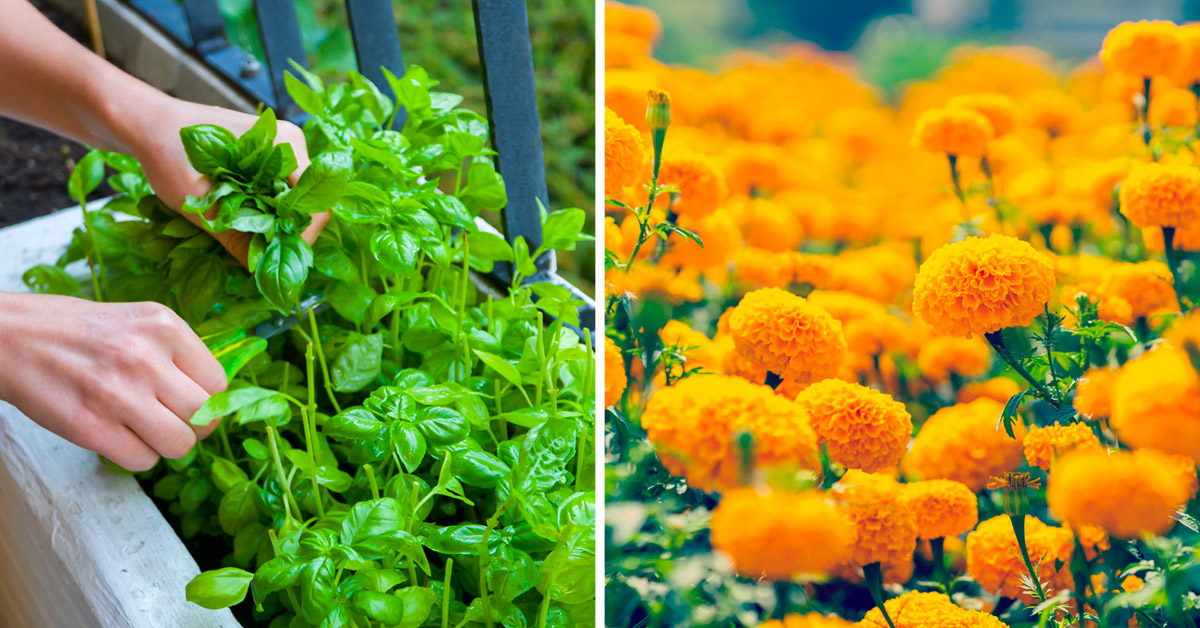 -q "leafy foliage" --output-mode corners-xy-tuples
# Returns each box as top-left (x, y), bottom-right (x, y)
(39, 67), (595, 628)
